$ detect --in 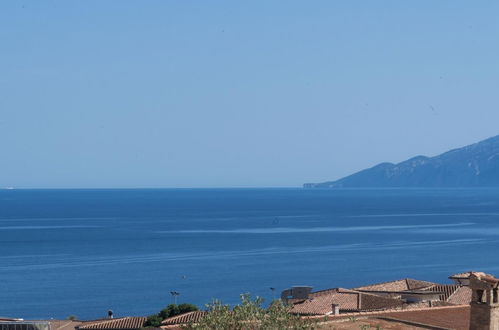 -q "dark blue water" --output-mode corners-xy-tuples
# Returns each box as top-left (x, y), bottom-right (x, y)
(1, 188), (499, 319)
